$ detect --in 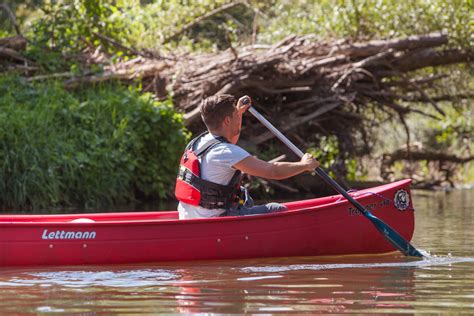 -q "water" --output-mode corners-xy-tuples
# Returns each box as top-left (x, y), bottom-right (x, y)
(0, 189), (473, 314)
